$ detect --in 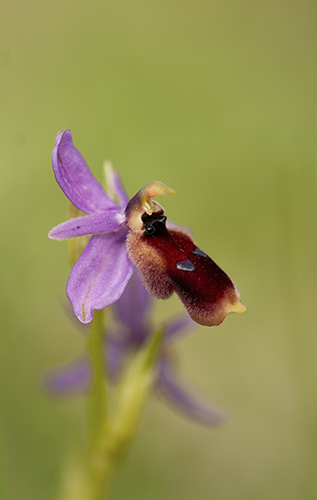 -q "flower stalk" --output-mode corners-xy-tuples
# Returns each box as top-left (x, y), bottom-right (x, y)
(87, 309), (107, 450)
(63, 319), (163, 500)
